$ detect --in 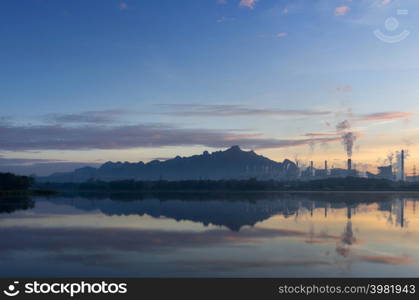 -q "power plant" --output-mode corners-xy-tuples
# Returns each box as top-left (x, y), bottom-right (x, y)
(299, 149), (409, 181)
